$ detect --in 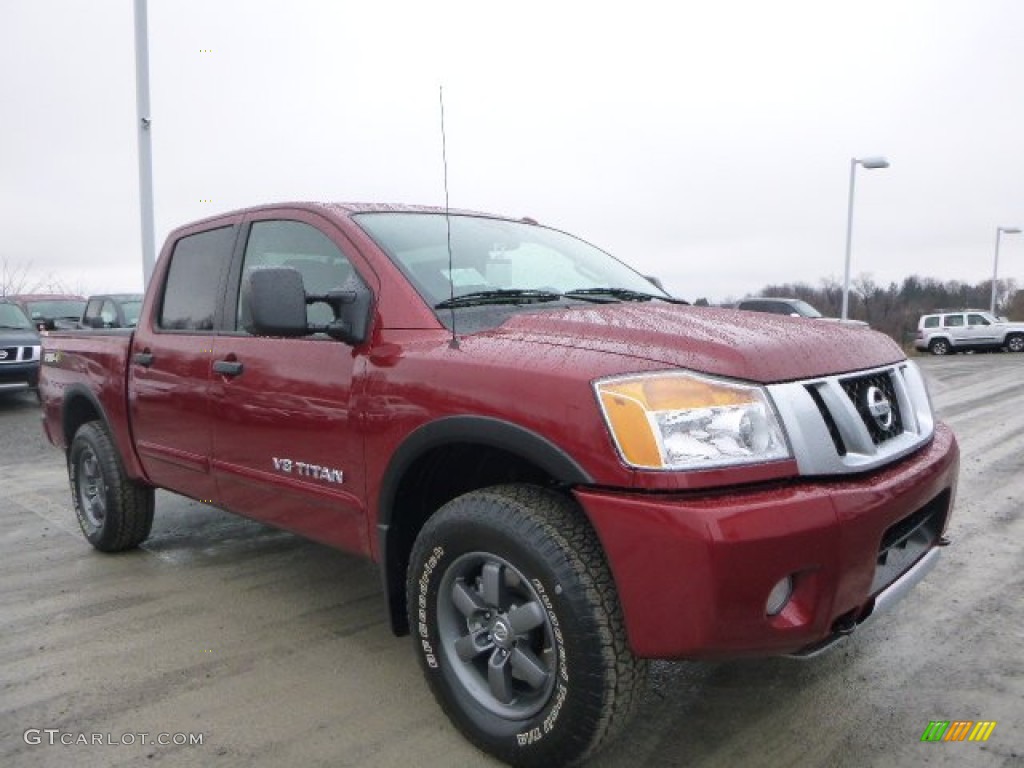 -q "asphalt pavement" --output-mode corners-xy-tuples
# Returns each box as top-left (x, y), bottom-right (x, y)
(1, 355), (1022, 767)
